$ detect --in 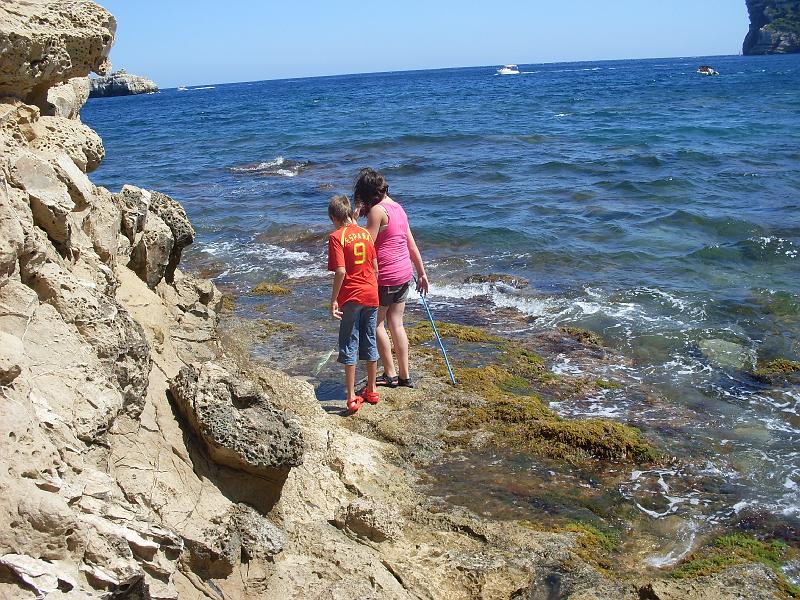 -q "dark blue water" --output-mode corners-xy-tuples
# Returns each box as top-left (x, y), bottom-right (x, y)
(84, 55), (800, 561)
